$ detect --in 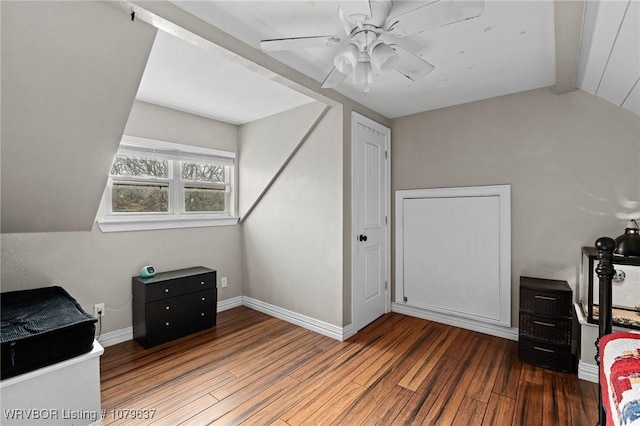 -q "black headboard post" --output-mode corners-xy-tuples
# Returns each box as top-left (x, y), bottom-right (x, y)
(595, 236), (616, 426)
